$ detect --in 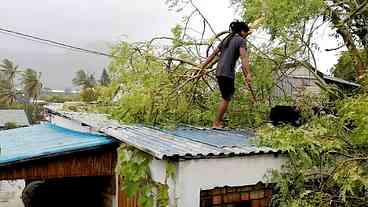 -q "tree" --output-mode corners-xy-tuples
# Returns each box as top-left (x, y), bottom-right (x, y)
(218, 1), (368, 206)
(21, 68), (43, 103)
(0, 59), (44, 123)
(233, 0), (368, 79)
(0, 80), (19, 105)
(0, 59), (20, 105)
(72, 70), (97, 89)
(332, 49), (368, 82)
(80, 88), (99, 102)
(0, 59), (19, 86)
(258, 88), (368, 206)
(72, 70), (87, 88)
(100, 68), (111, 86)
(102, 1), (293, 128)
(106, 2), (368, 206)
